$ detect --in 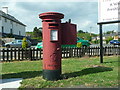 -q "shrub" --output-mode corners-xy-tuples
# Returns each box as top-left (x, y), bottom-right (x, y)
(22, 37), (28, 49)
(77, 42), (82, 47)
